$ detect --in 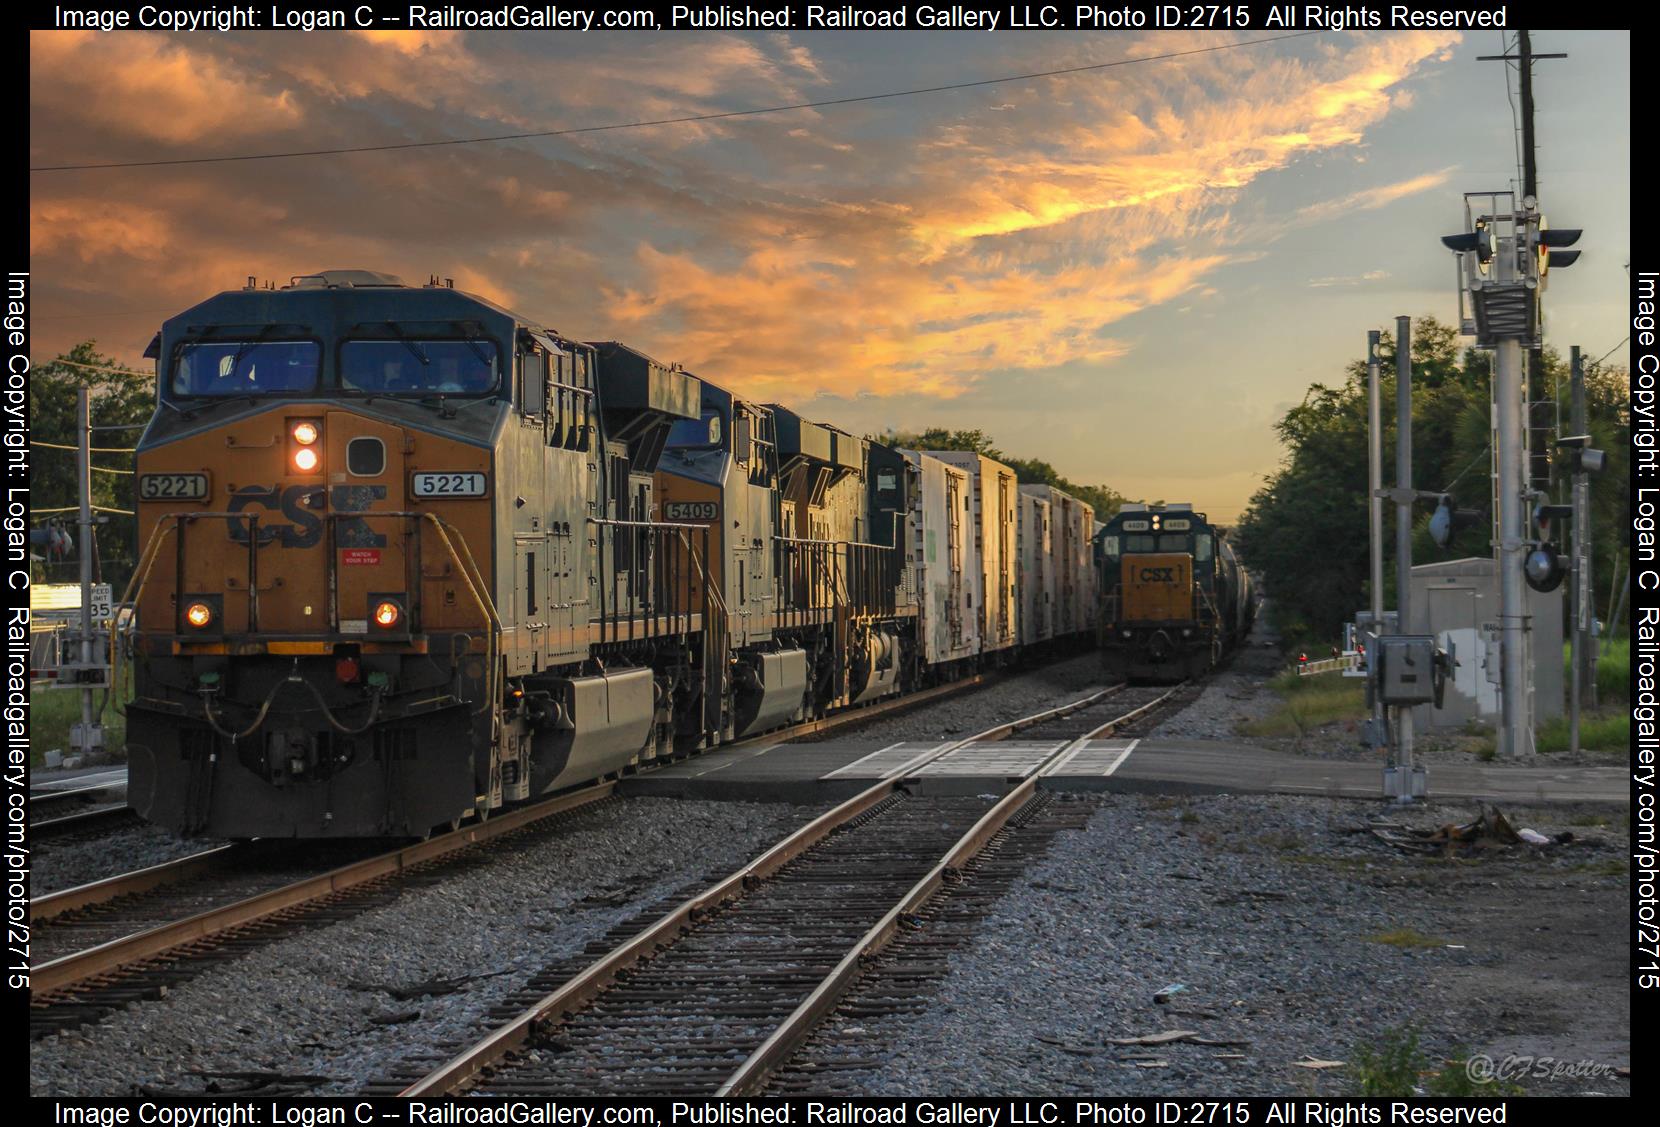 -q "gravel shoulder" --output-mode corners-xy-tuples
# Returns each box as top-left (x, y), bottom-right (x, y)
(29, 797), (815, 1096)
(818, 793), (1629, 1096)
